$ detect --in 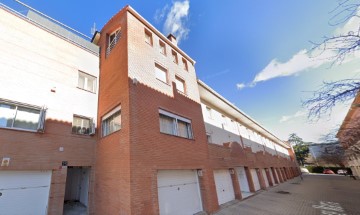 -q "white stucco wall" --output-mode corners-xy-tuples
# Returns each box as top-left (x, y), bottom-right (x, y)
(0, 9), (99, 124)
